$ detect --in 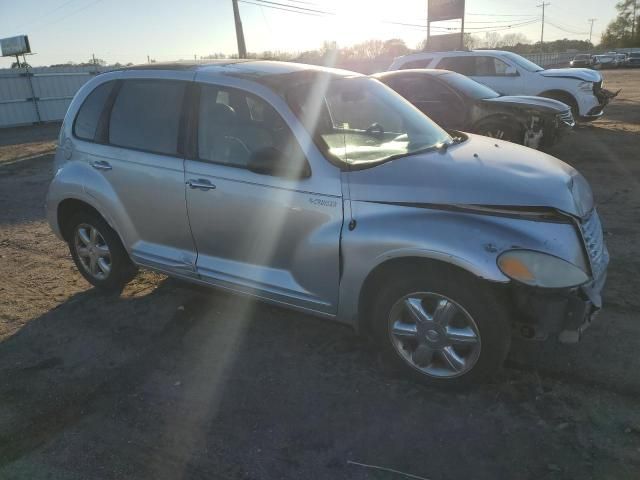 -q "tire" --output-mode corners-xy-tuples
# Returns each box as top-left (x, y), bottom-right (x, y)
(371, 266), (510, 387)
(66, 210), (137, 292)
(475, 120), (523, 145)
